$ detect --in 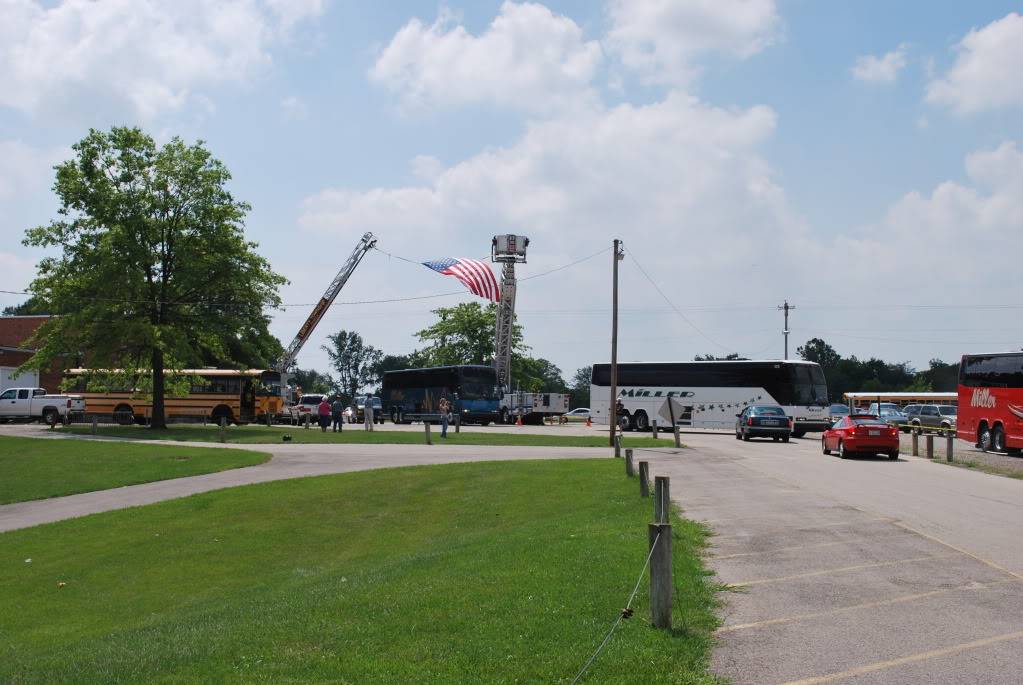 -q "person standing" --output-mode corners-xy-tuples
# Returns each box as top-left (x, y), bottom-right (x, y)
(331, 396), (344, 433)
(439, 396), (451, 438)
(364, 397), (375, 431)
(317, 397), (331, 432)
